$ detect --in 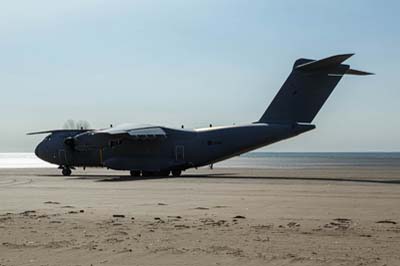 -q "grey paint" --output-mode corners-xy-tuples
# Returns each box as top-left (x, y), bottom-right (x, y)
(29, 54), (371, 176)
